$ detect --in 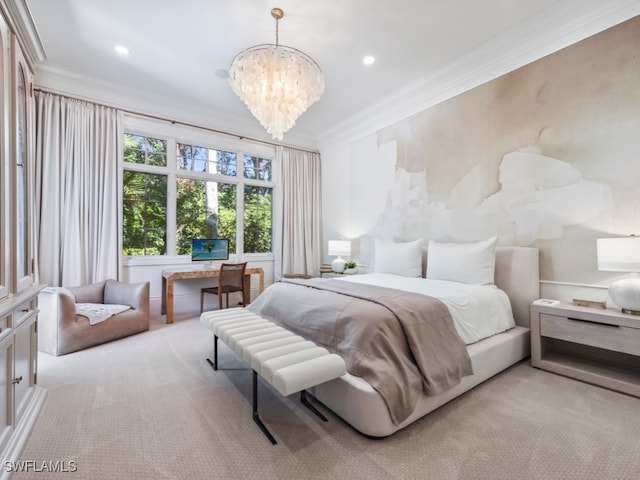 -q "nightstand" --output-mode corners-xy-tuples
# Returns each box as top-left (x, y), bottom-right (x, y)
(530, 302), (640, 397)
